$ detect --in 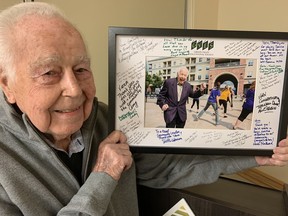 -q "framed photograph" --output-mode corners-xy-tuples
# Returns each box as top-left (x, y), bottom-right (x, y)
(108, 27), (288, 155)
